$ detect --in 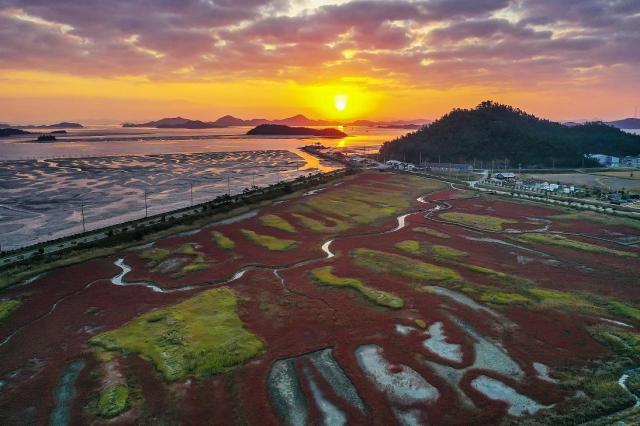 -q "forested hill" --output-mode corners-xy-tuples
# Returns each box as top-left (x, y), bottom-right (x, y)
(379, 101), (640, 168)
